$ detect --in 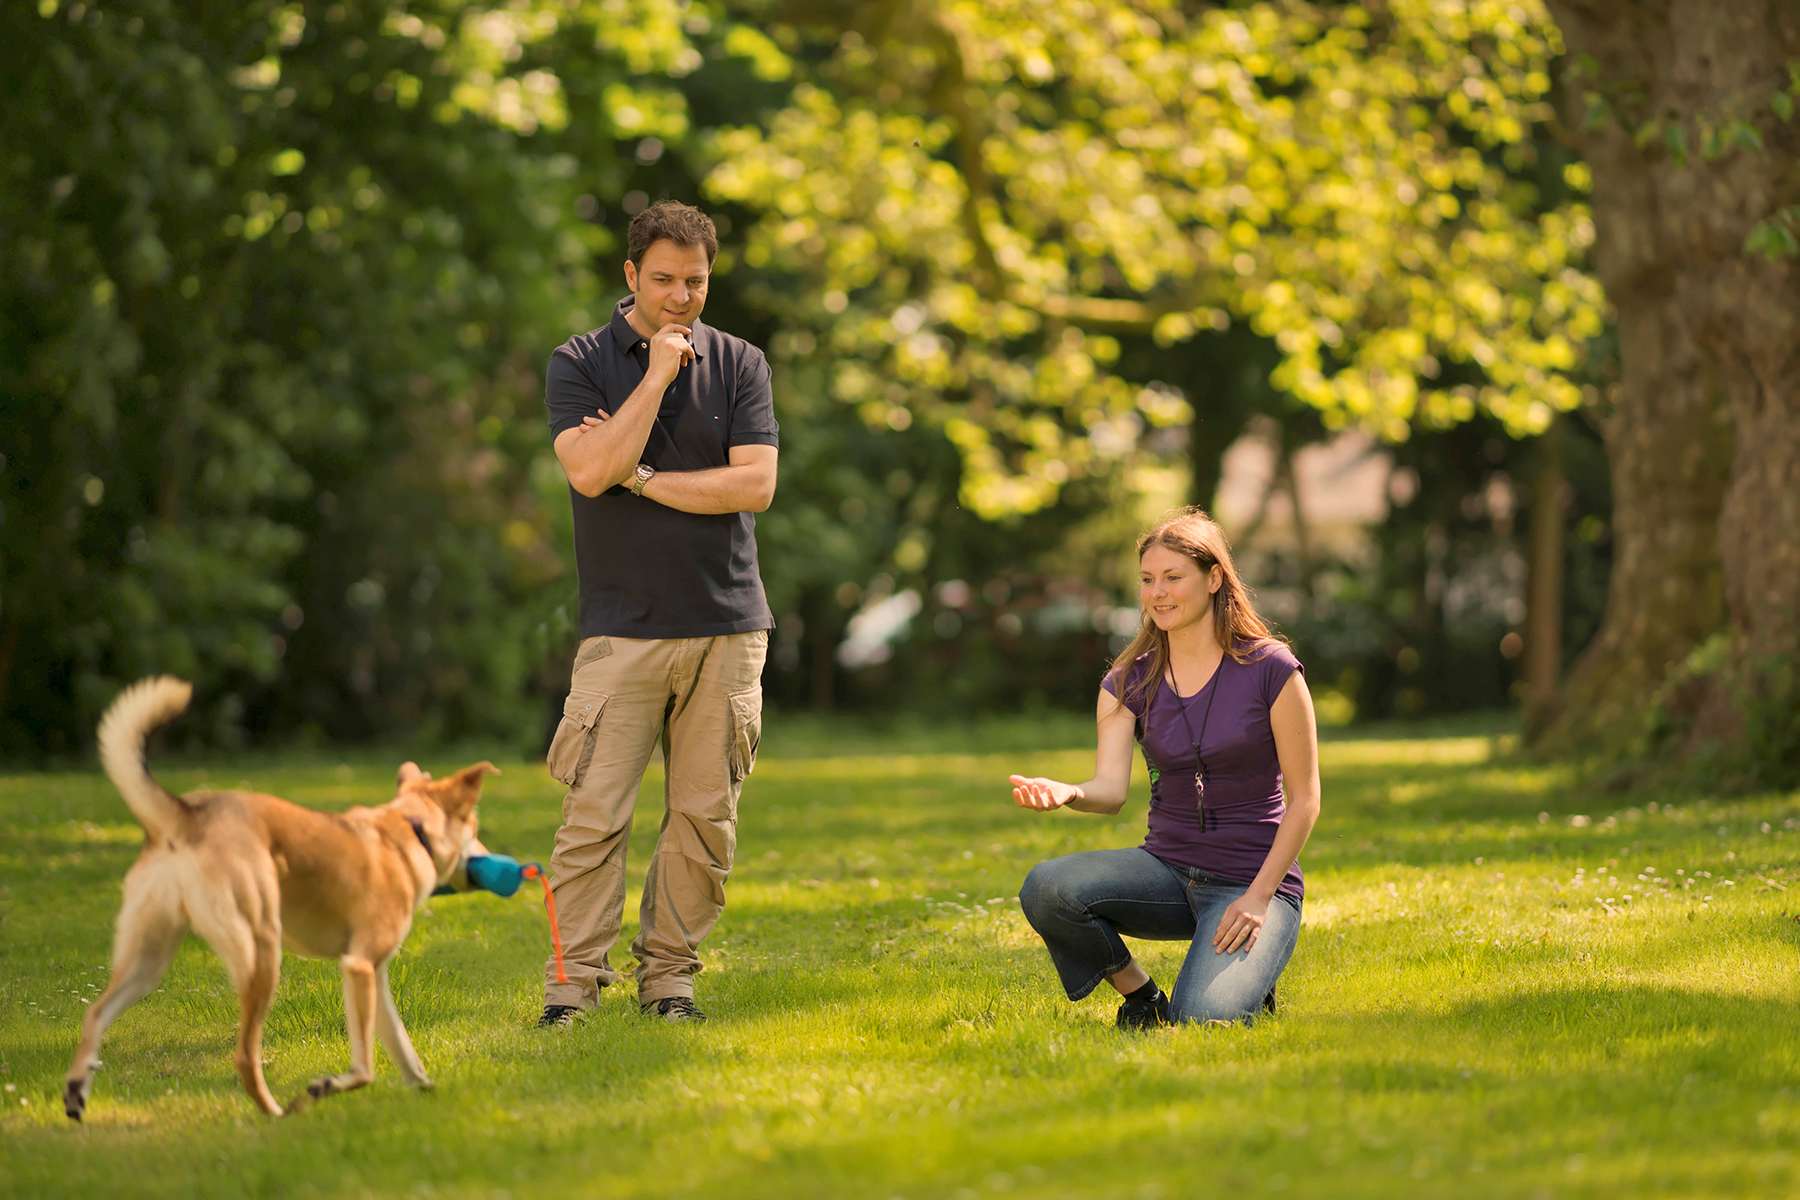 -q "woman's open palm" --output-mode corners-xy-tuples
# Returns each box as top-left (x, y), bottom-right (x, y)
(1009, 775), (1081, 810)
